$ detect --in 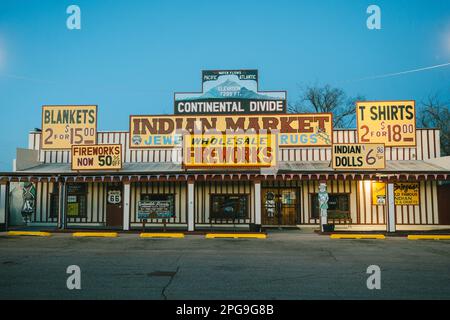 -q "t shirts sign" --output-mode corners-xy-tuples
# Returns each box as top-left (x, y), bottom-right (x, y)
(356, 100), (416, 147)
